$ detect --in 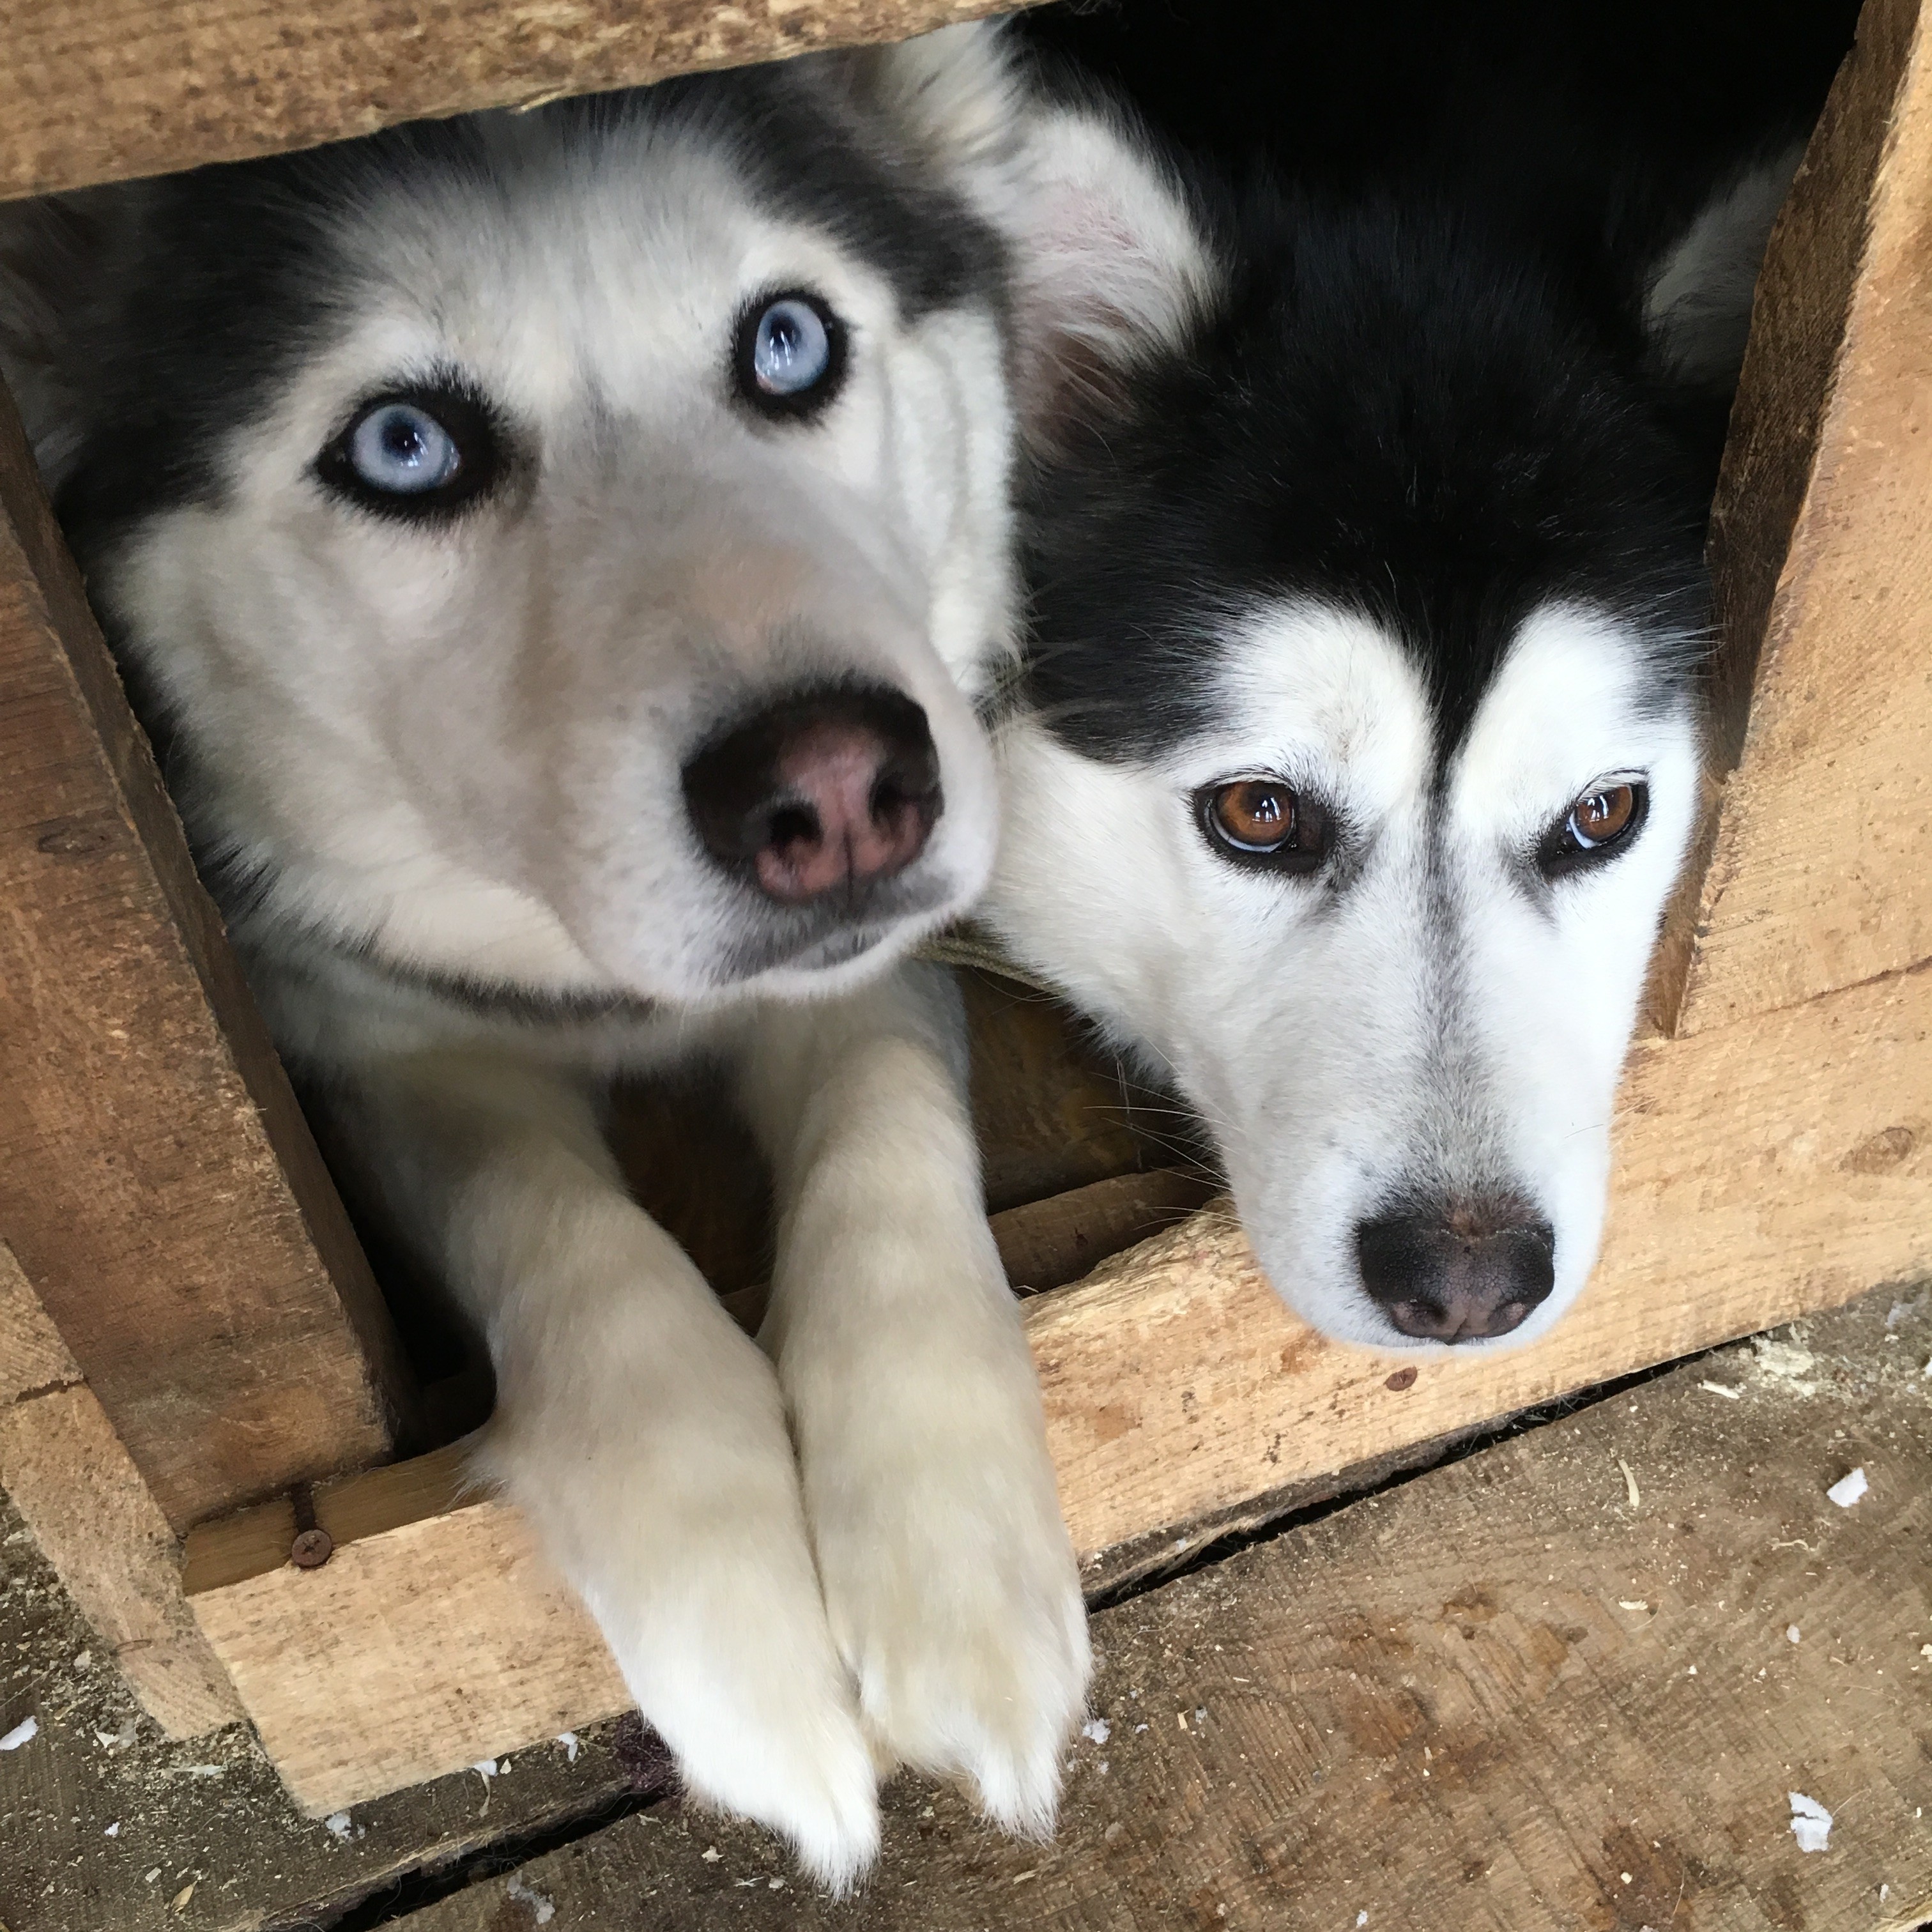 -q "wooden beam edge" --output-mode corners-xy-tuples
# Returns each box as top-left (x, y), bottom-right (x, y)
(1, 0), (1020, 204)
(0, 374), (418, 1510)
(1646, 0), (1915, 1039)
